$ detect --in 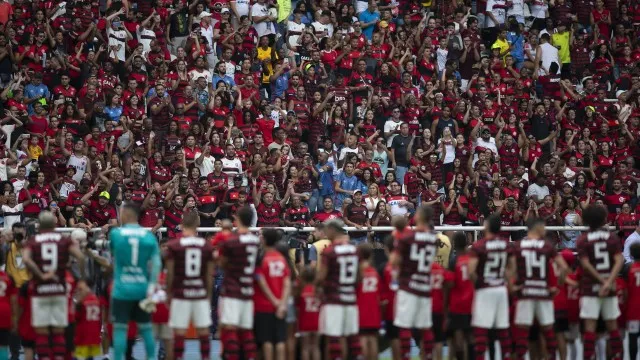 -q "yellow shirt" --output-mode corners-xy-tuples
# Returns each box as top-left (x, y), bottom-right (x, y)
(277, 0), (291, 23)
(5, 242), (30, 287)
(27, 144), (43, 160)
(552, 31), (571, 64)
(435, 233), (451, 268)
(311, 239), (332, 267)
(492, 38), (510, 59)
(257, 46), (274, 84)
